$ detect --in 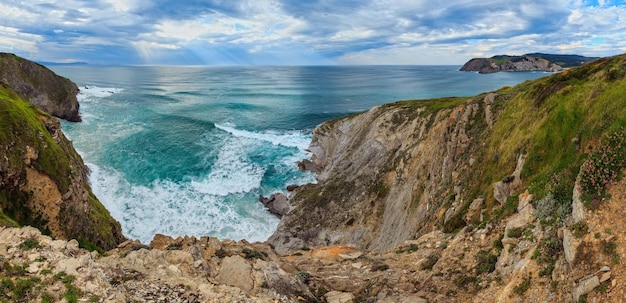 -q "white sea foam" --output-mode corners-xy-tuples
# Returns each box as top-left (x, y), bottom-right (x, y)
(191, 135), (265, 196)
(88, 163), (279, 244)
(78, 85), (124, 101)
(215, 123), (312, 151)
